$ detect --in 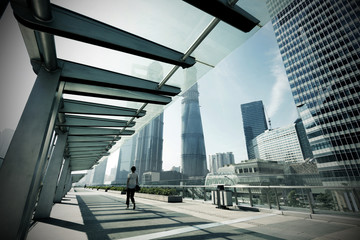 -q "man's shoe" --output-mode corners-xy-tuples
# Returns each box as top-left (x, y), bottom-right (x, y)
(126, 205), (129, 209)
